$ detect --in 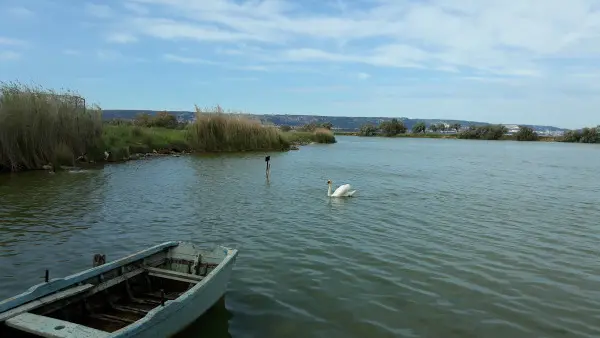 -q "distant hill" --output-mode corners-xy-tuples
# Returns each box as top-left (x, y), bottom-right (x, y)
(101, 109), (568, 133)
